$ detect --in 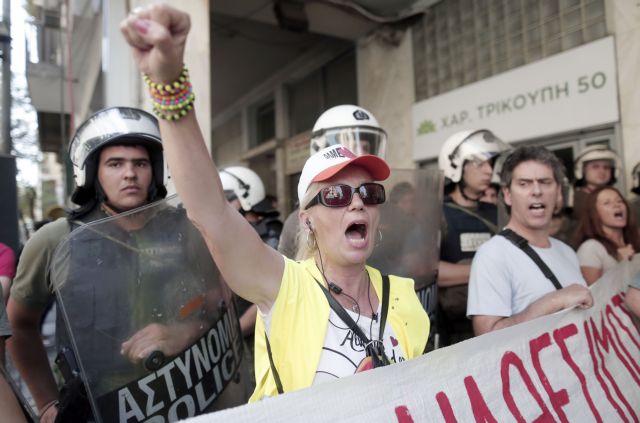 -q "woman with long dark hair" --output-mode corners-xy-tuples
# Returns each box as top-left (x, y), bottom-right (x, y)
(574, 186), (640, 285)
